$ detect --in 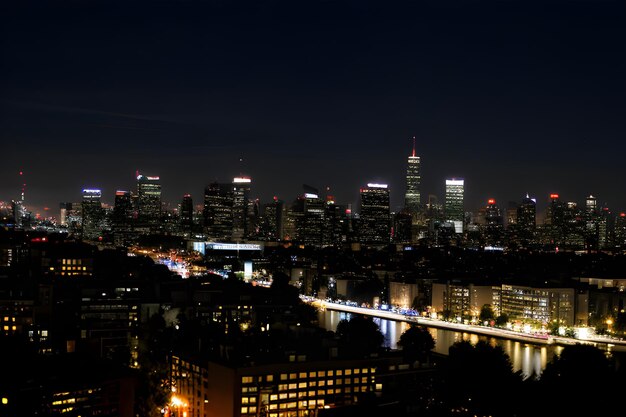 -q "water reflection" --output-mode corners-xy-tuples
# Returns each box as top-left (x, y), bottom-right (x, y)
(318, 309), (563, 377)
